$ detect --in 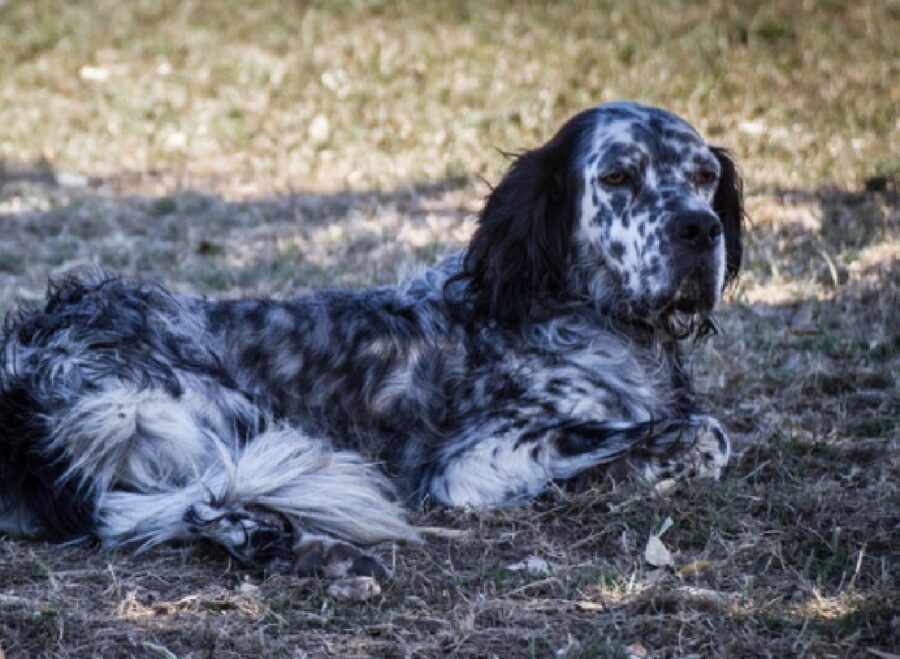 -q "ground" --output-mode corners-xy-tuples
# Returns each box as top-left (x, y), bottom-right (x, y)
(0, 1), (897, 657)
